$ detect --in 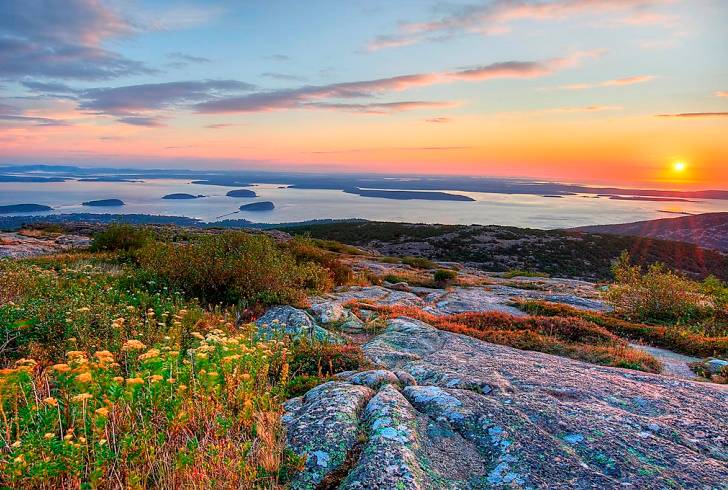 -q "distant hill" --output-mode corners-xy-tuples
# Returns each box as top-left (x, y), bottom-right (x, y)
(282, 220), (728, 281)
(571, 213), (728, 252)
